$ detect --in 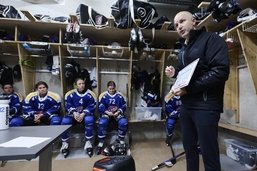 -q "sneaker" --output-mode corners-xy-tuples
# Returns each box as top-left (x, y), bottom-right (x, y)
(237, 8), (257, 22)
